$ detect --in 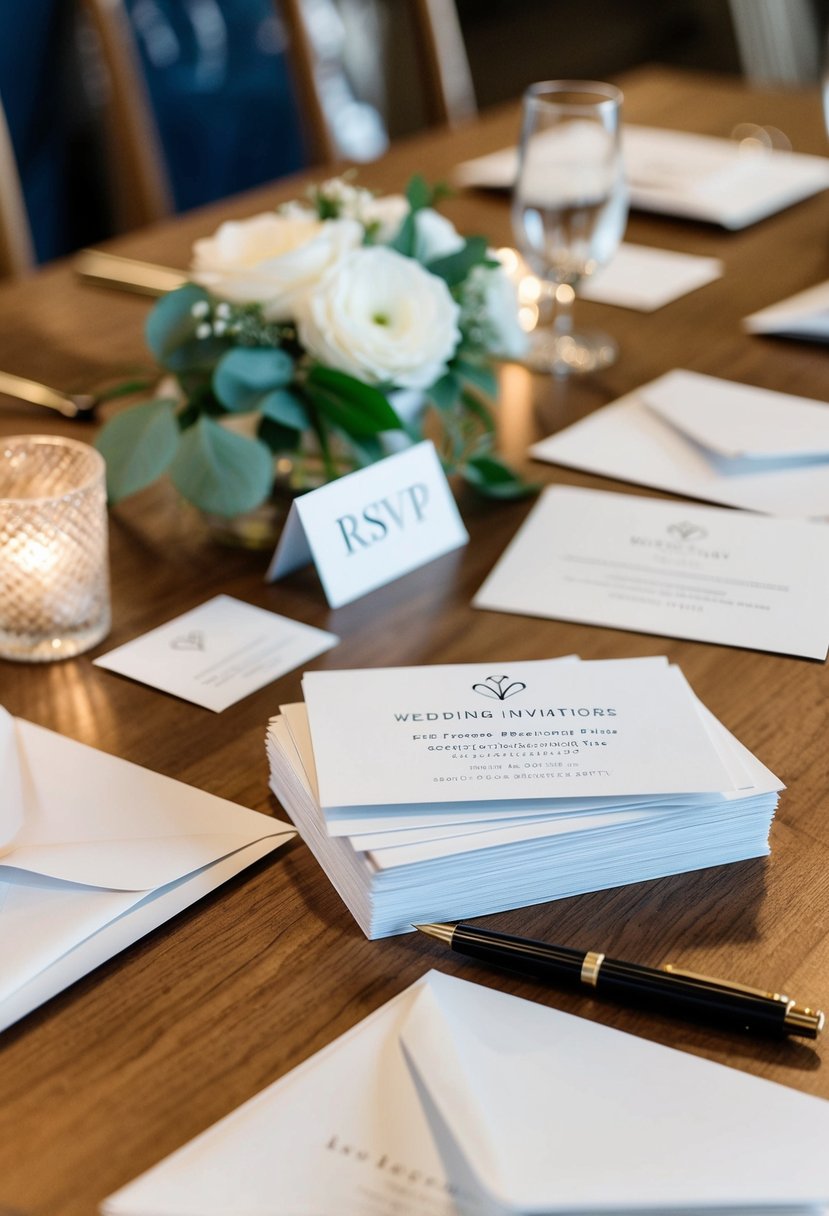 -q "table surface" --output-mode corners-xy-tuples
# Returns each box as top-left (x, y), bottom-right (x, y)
(2, 65), (829, 1216)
